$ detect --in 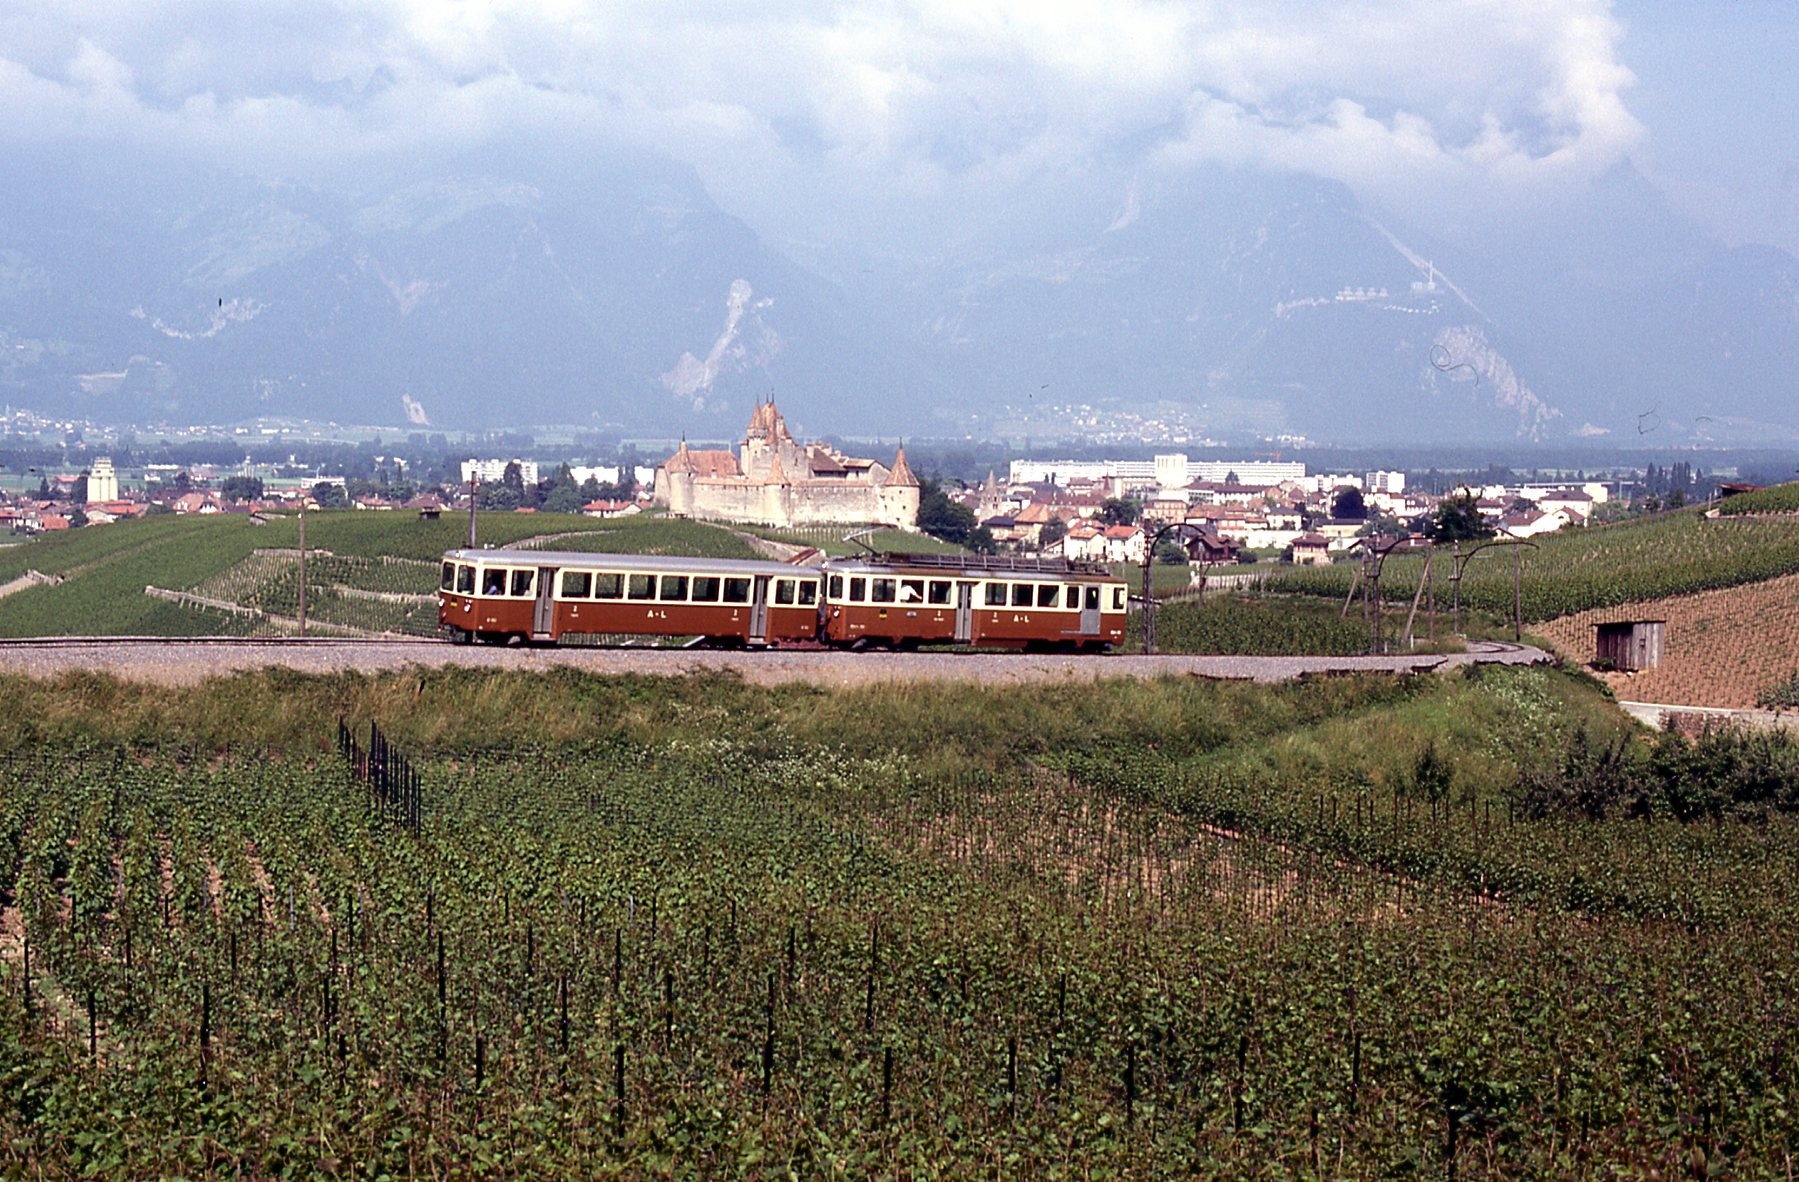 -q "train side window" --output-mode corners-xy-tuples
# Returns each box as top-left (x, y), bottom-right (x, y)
(1085, 586), (1100, 610)
(850, 577), (867, 602)
(900, 579), (924, 603)
(562, 571), (592, 598)
(871, 578), (896, 604)
(797, 581), (817, 606)
(927, 580), (951, 605)
(440, 562), (455, 591)
(1037, 584), (1059, 608)
(828, 575), (845, 599)
(659, 575), (689, 601)
(481, 568), (505, 596)
(984, 582), (1006, 607)
(457, 565), (474, 594)
(594, 573), (623, 600)
(510, 569), (535, 598)
(1065, 585), (1079, 609)
(774, 580), (796, 606)
(627, 574), (655, 600)
(723, 577), (751, 604)
(1112, 586), (1126, 611)
(692, 576), (721, 602)
(1012, 583), (1033, 607)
